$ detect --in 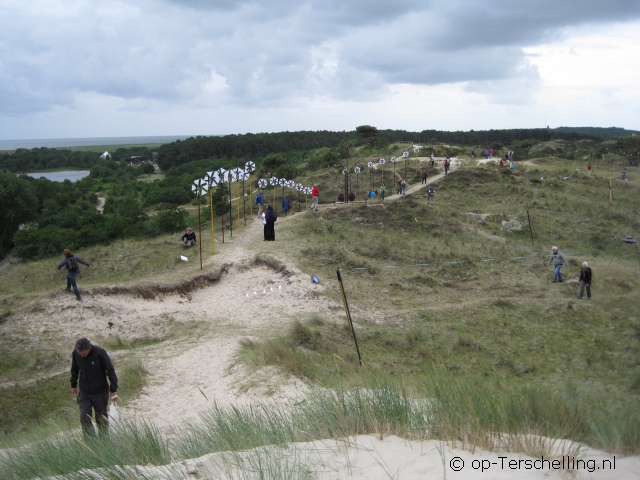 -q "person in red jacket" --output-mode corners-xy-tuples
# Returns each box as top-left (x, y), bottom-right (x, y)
(310, 184), (320, 211)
